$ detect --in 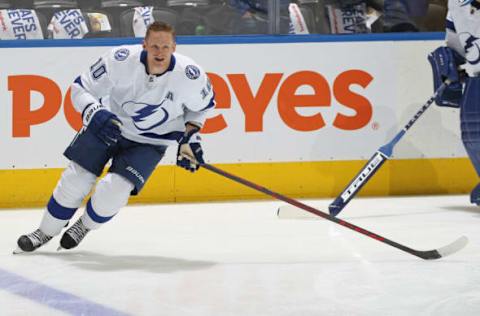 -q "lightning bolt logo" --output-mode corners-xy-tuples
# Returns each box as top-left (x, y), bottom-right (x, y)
(122, 100), (170, 131)
(460, 32), (480, 65)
